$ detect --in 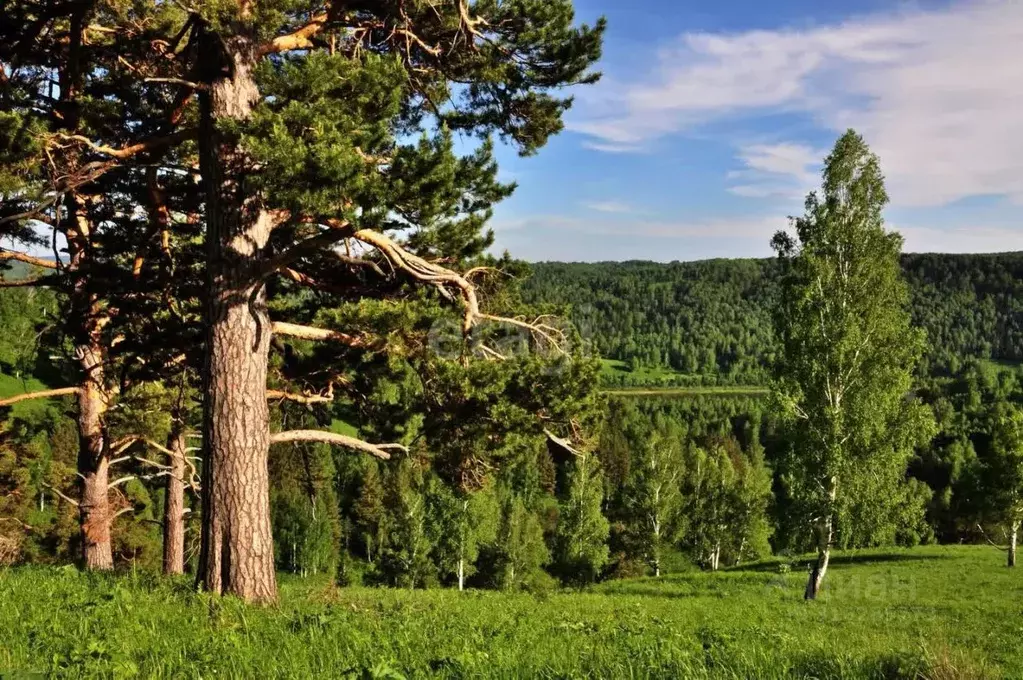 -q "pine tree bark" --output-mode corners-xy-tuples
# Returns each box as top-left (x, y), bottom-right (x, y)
(78, 378), (113, 570)
(69, 196), (115, 572)
(163, 424), (187, 576)
(76, 353), (113, 569)
(195, 29), (278, 604)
